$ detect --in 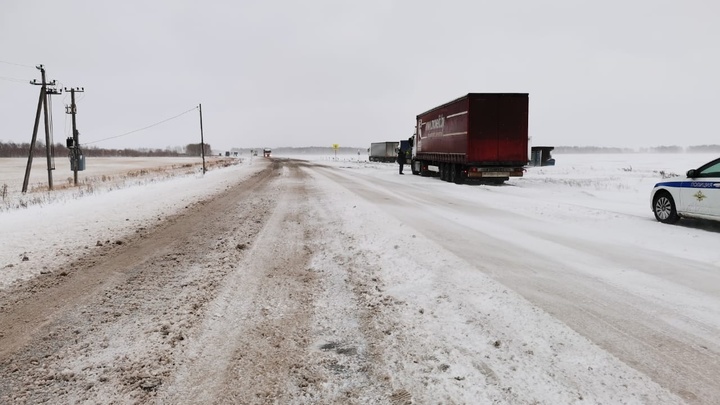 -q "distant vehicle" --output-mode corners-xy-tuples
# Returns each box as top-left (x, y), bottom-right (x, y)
(651, 157), (720, 224)
(369, 142), (399, 162)
(263, 148), (272, 157)
(411, 93), (529, 184)
(530, 146), (555, 167)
